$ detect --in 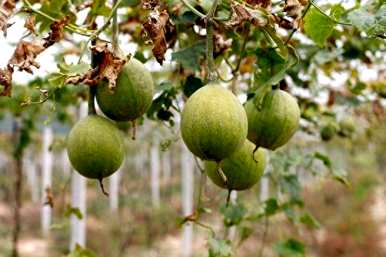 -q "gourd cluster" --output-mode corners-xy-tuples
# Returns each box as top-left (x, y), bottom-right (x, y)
(67, 58), (154, 182)
(67, 57), (301, 193)
(181, 84), (300, 191)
